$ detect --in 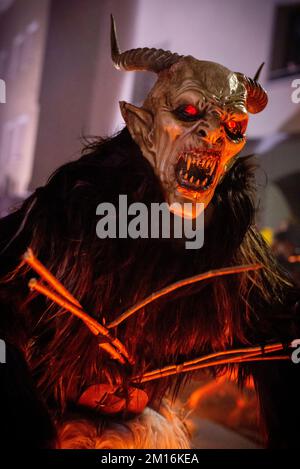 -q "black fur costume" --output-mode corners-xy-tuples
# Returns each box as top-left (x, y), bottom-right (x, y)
(0, 128), (299, 448)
